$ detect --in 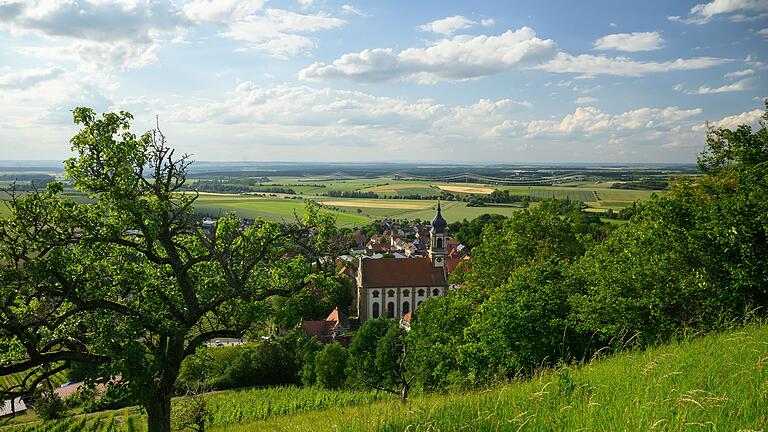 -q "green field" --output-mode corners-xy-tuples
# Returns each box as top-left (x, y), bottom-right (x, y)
(5, 324), (766, 431)
(0, 177), (662, 226)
